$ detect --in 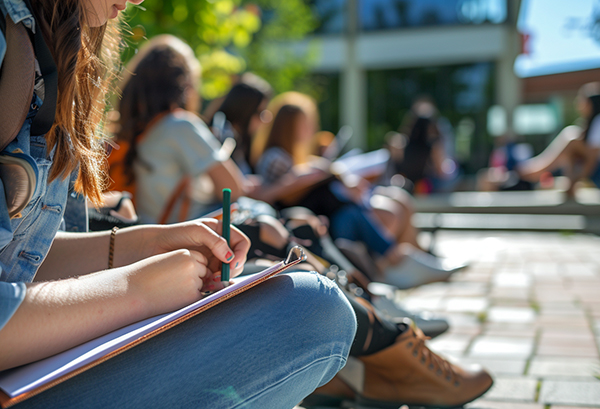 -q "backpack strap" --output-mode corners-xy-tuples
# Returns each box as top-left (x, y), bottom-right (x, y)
(22, 0), (57, 137)
(158, 176), (191, 224)
(0, 14), (35, 152)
